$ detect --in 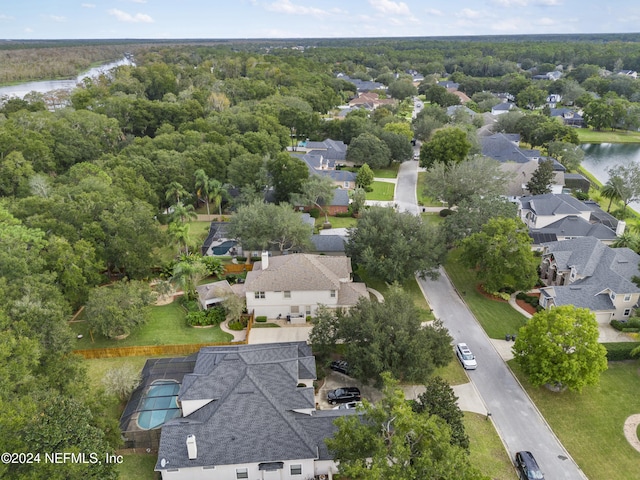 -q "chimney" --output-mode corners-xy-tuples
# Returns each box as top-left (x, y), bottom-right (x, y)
(261, 250), (269, 270)
(186, 435), (197, 460)
(616, 220), (626, 236)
